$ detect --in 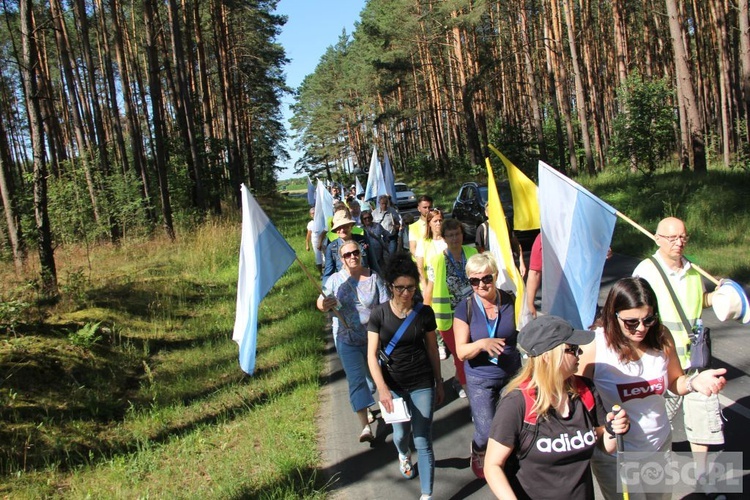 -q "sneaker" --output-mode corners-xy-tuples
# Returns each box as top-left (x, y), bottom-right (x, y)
(359, 425), (374, 443)
(399, 454), (415, 479)
(367, 408), (376, 424)
(470, 444), (486, 479)
(453, 379), (467, 399)
(438, 346), (448, 360)
(419, 496), (433, 500)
